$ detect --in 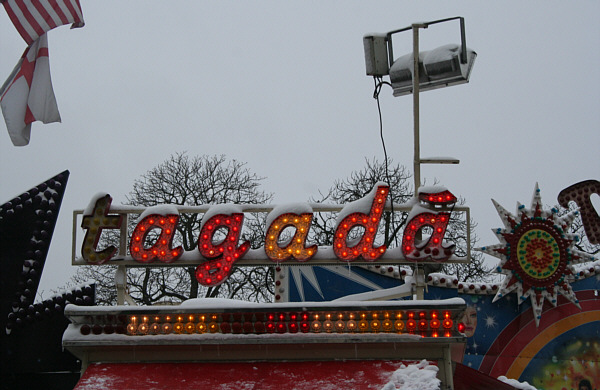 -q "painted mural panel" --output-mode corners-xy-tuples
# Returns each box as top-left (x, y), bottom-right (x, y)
(285, 265), (599, 389)
(426, 276), (599, 389)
